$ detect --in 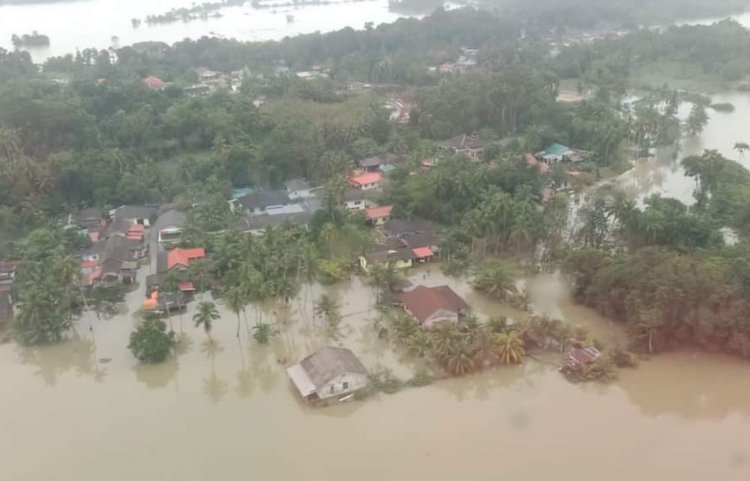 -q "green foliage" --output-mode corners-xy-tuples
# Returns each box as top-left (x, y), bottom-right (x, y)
(14, 228), (80, 345)
(252, 322), (272, 344)
(563, 247), (750, 357)
(128, 318), (176, 363)
(369, 367), (405, 394)
(686, 103), (709, 136)
(315, 294), (342, 333)
(406, 370), (434, 387)
(471, 261), (517, 301)
(193, 301), (220, 341)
